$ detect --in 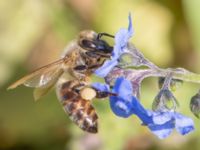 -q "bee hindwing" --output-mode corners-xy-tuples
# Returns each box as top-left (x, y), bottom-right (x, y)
(57, 81), (98, 133)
